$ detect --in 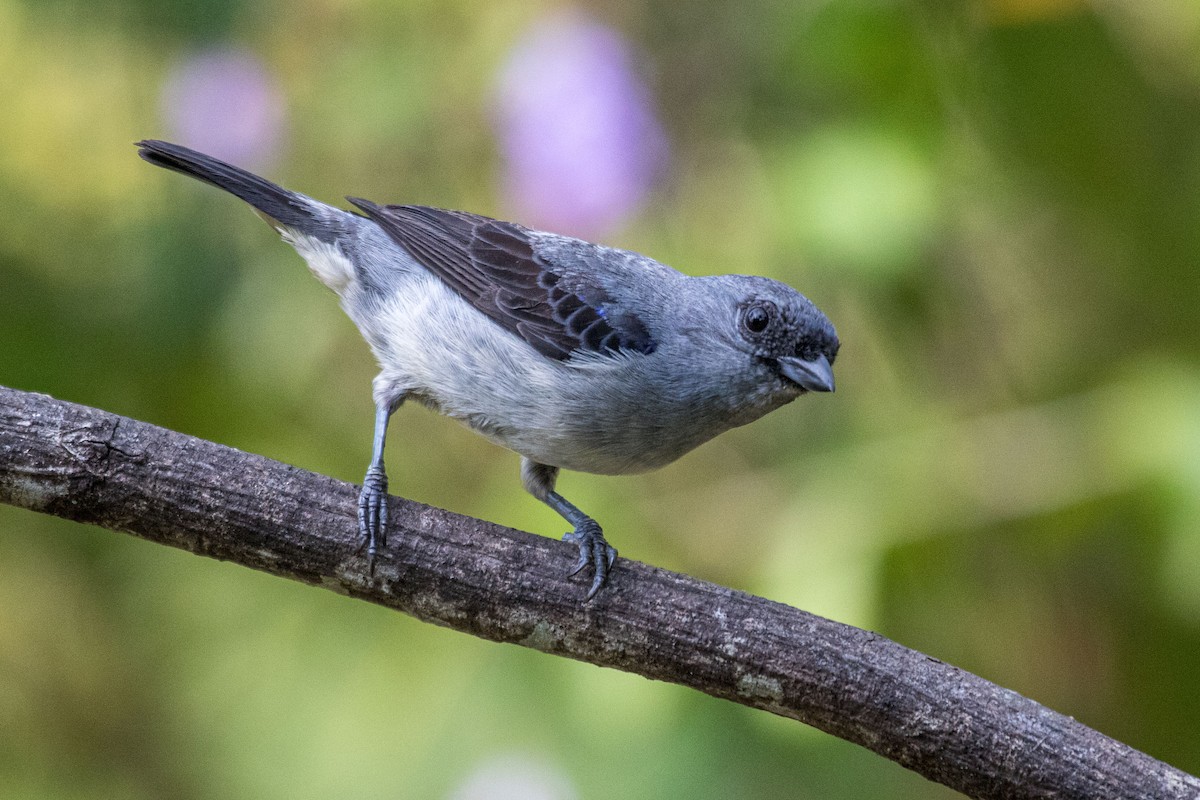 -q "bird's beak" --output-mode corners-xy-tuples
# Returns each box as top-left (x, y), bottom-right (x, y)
(778, 354), (835, 393)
